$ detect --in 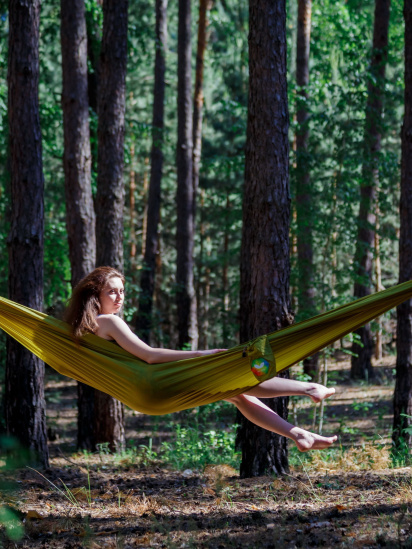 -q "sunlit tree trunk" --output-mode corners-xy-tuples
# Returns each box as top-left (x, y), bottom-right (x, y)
(94, 0), (128, 452)
(237, 0), (292, 477)
(351, 0), (390, 380)
(176, 0), (198, 349)
(393, 0), (412, 456)
(295, 0), (318, 378)
(6, 0), (48, 467)
(61, 0), (96, 452)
